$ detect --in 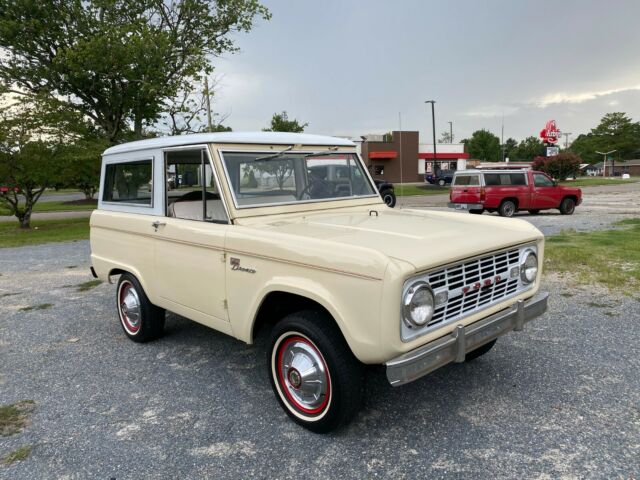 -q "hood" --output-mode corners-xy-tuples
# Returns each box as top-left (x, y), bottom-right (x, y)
(255, 208), (543, 271)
